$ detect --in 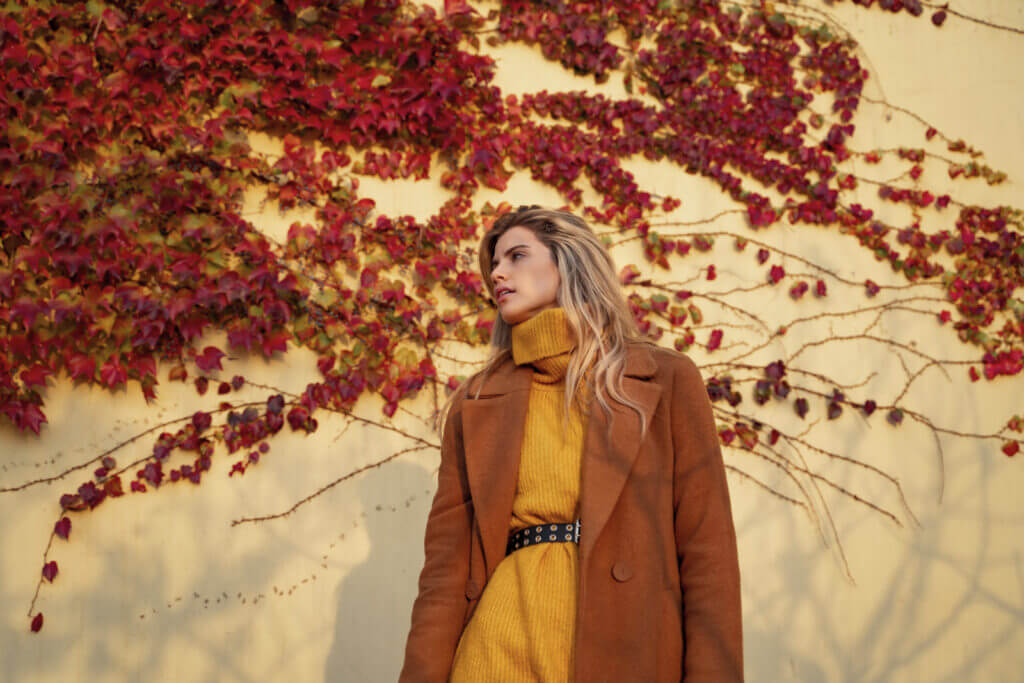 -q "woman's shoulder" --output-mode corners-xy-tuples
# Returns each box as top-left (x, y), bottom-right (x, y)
(625, 338), (694, 366)
(626, 340), (705, 387)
